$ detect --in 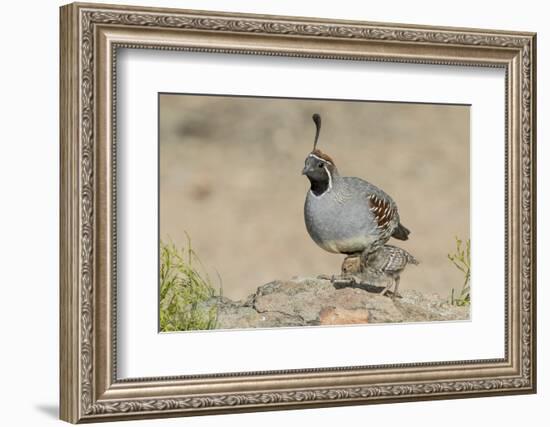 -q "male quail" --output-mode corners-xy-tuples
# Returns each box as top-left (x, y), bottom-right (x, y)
(303, 113), (410, 257)
(361, 245), (419, 297)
